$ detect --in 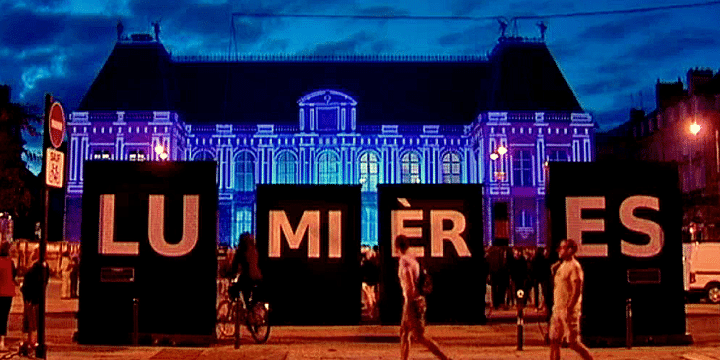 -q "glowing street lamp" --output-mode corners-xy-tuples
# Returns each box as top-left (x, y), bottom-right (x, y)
(690, 122), (701, 136)
(490, 145), (507, 181)
(154, 144), (168, 160)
